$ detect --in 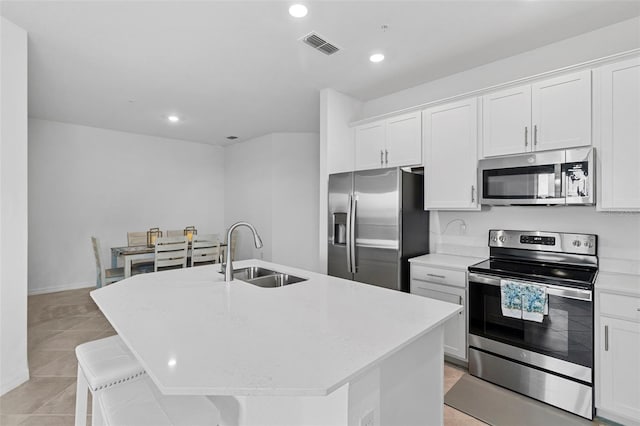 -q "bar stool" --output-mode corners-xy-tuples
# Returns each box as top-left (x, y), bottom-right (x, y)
(97, 375), (220, 425)
(75, 335), (146, 426)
